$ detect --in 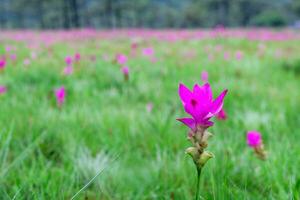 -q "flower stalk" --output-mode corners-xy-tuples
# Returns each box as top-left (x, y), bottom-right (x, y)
(177, 83), (228, 200)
